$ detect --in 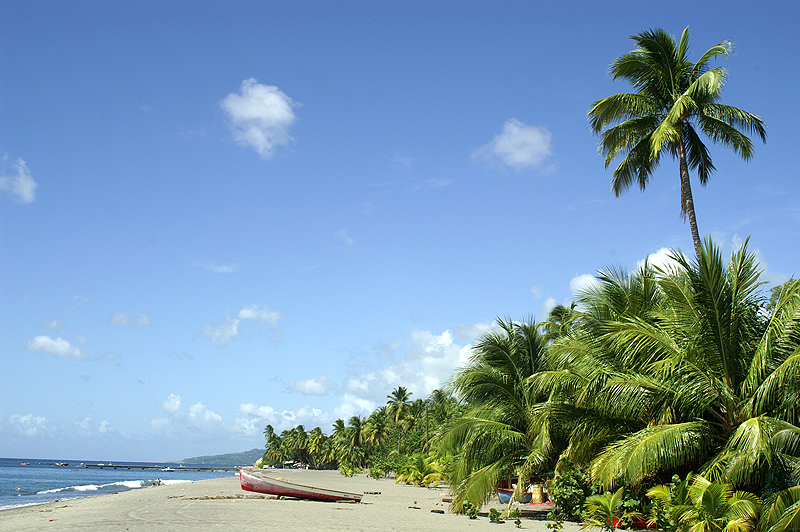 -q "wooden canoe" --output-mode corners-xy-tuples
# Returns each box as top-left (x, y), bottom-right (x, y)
(239, 468), (363, 502)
